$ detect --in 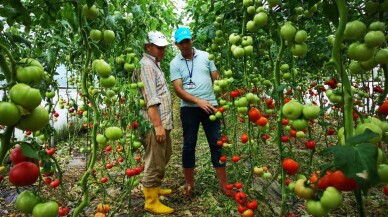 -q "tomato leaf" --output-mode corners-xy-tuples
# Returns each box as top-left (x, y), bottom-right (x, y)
(323, 142), (379, 190)
(345, 128), (379, 146)
(20, 143), (39, 159)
